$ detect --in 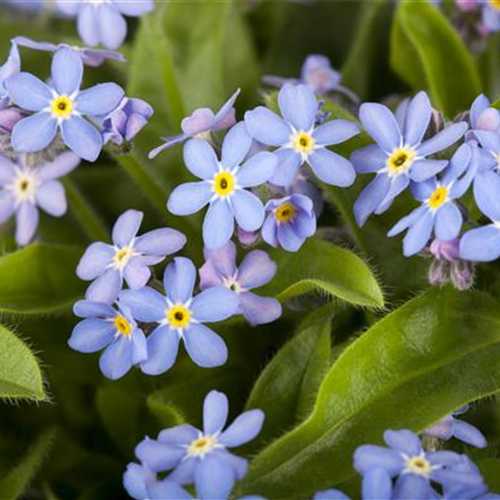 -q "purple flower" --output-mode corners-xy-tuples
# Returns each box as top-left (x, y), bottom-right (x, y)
(199, 241), (282, 326)
(262, 194), (317, 252)
(480, 0), (500, 32)
(167, 123), (277, 250)
(424, 406), (487, 448)
(0, 107), (23, 135)
(469, 94), (500, 134)
(13, 36), (126, 67)
(77, 209), (186, 304)
(56, 0), (155, 50)
(134, 390), (264, 486)
(354, 429), (480, 499)
(0, 151), (80, 246)
(0, 41), (20, 109)
(101, 97), (153, 145)
(69, 300), (147, 380)
(5, 47), (124, 161)
(120, 258), (239, 373)
(429, 238), (461, 261)
(149, 89), (240, 159)
(244, 83), (359, 187)
(388, 143), (474, 256)
(352, 91), (468, 226)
